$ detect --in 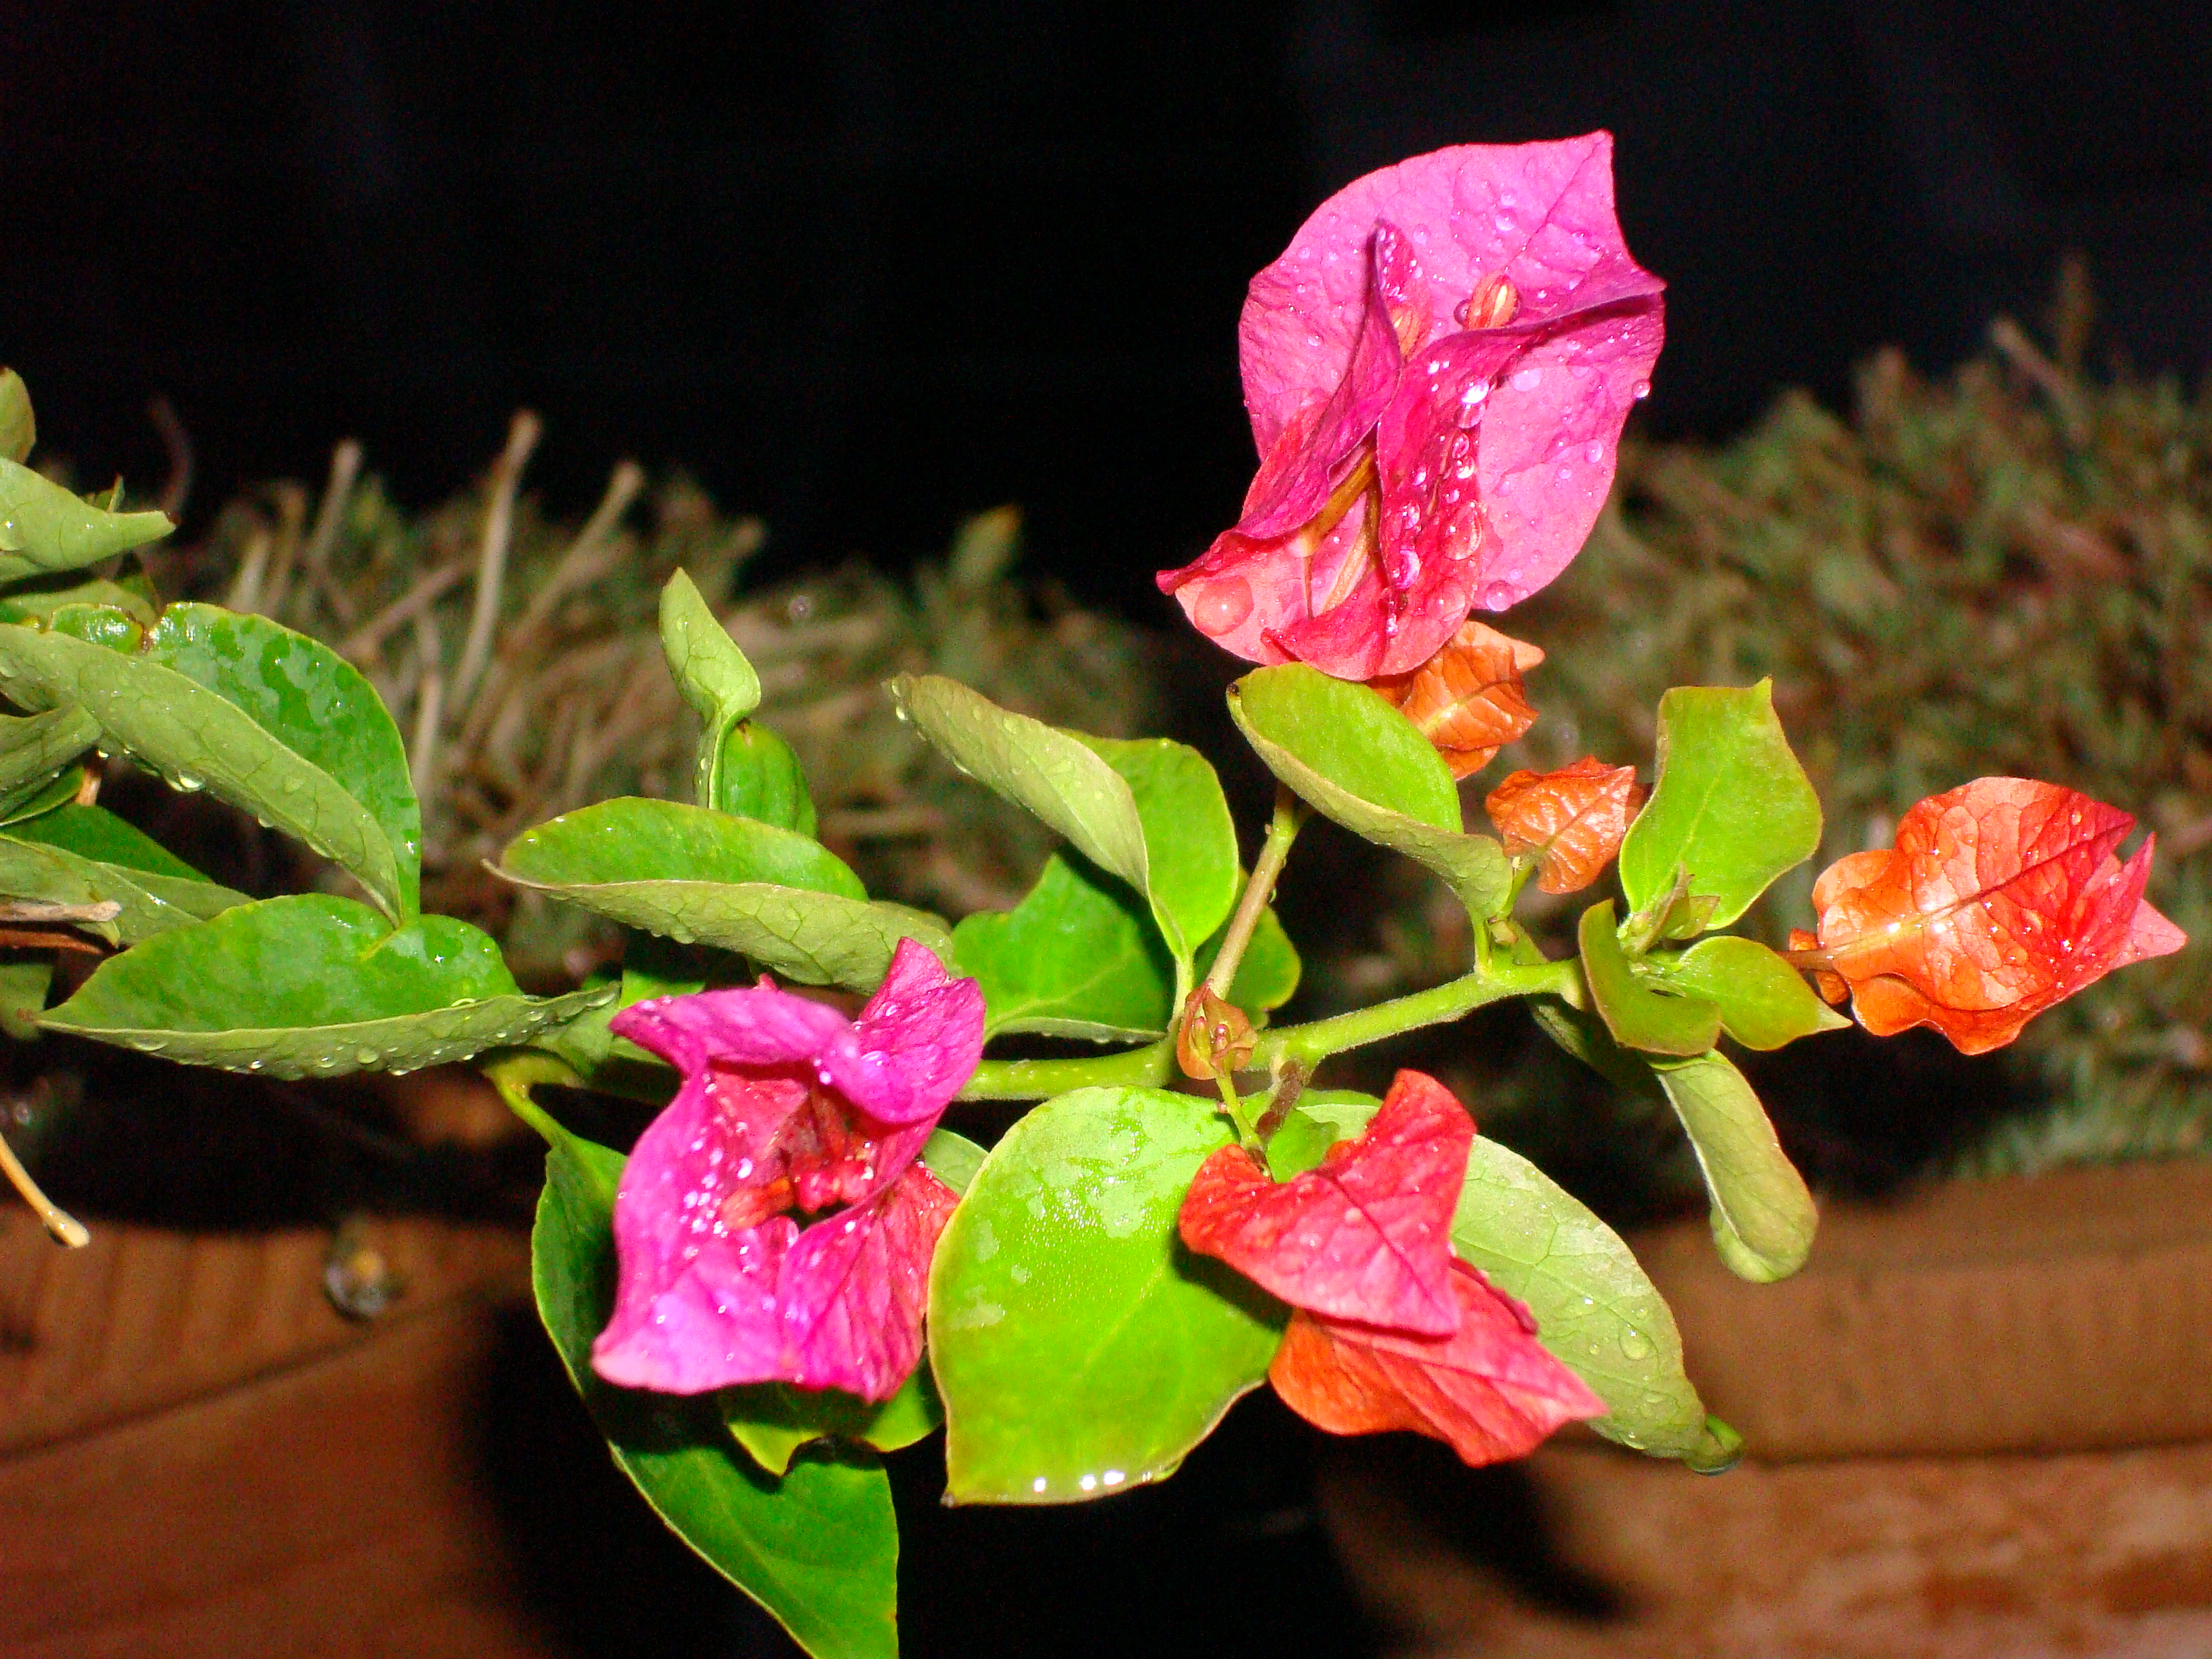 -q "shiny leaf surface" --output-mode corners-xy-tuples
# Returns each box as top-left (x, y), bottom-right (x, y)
(1577, 899), (1721, 1057)
(1647, 935), (1849, 1050)
(0, 461), (172, 583)
(950, 854), (1172, 1040)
